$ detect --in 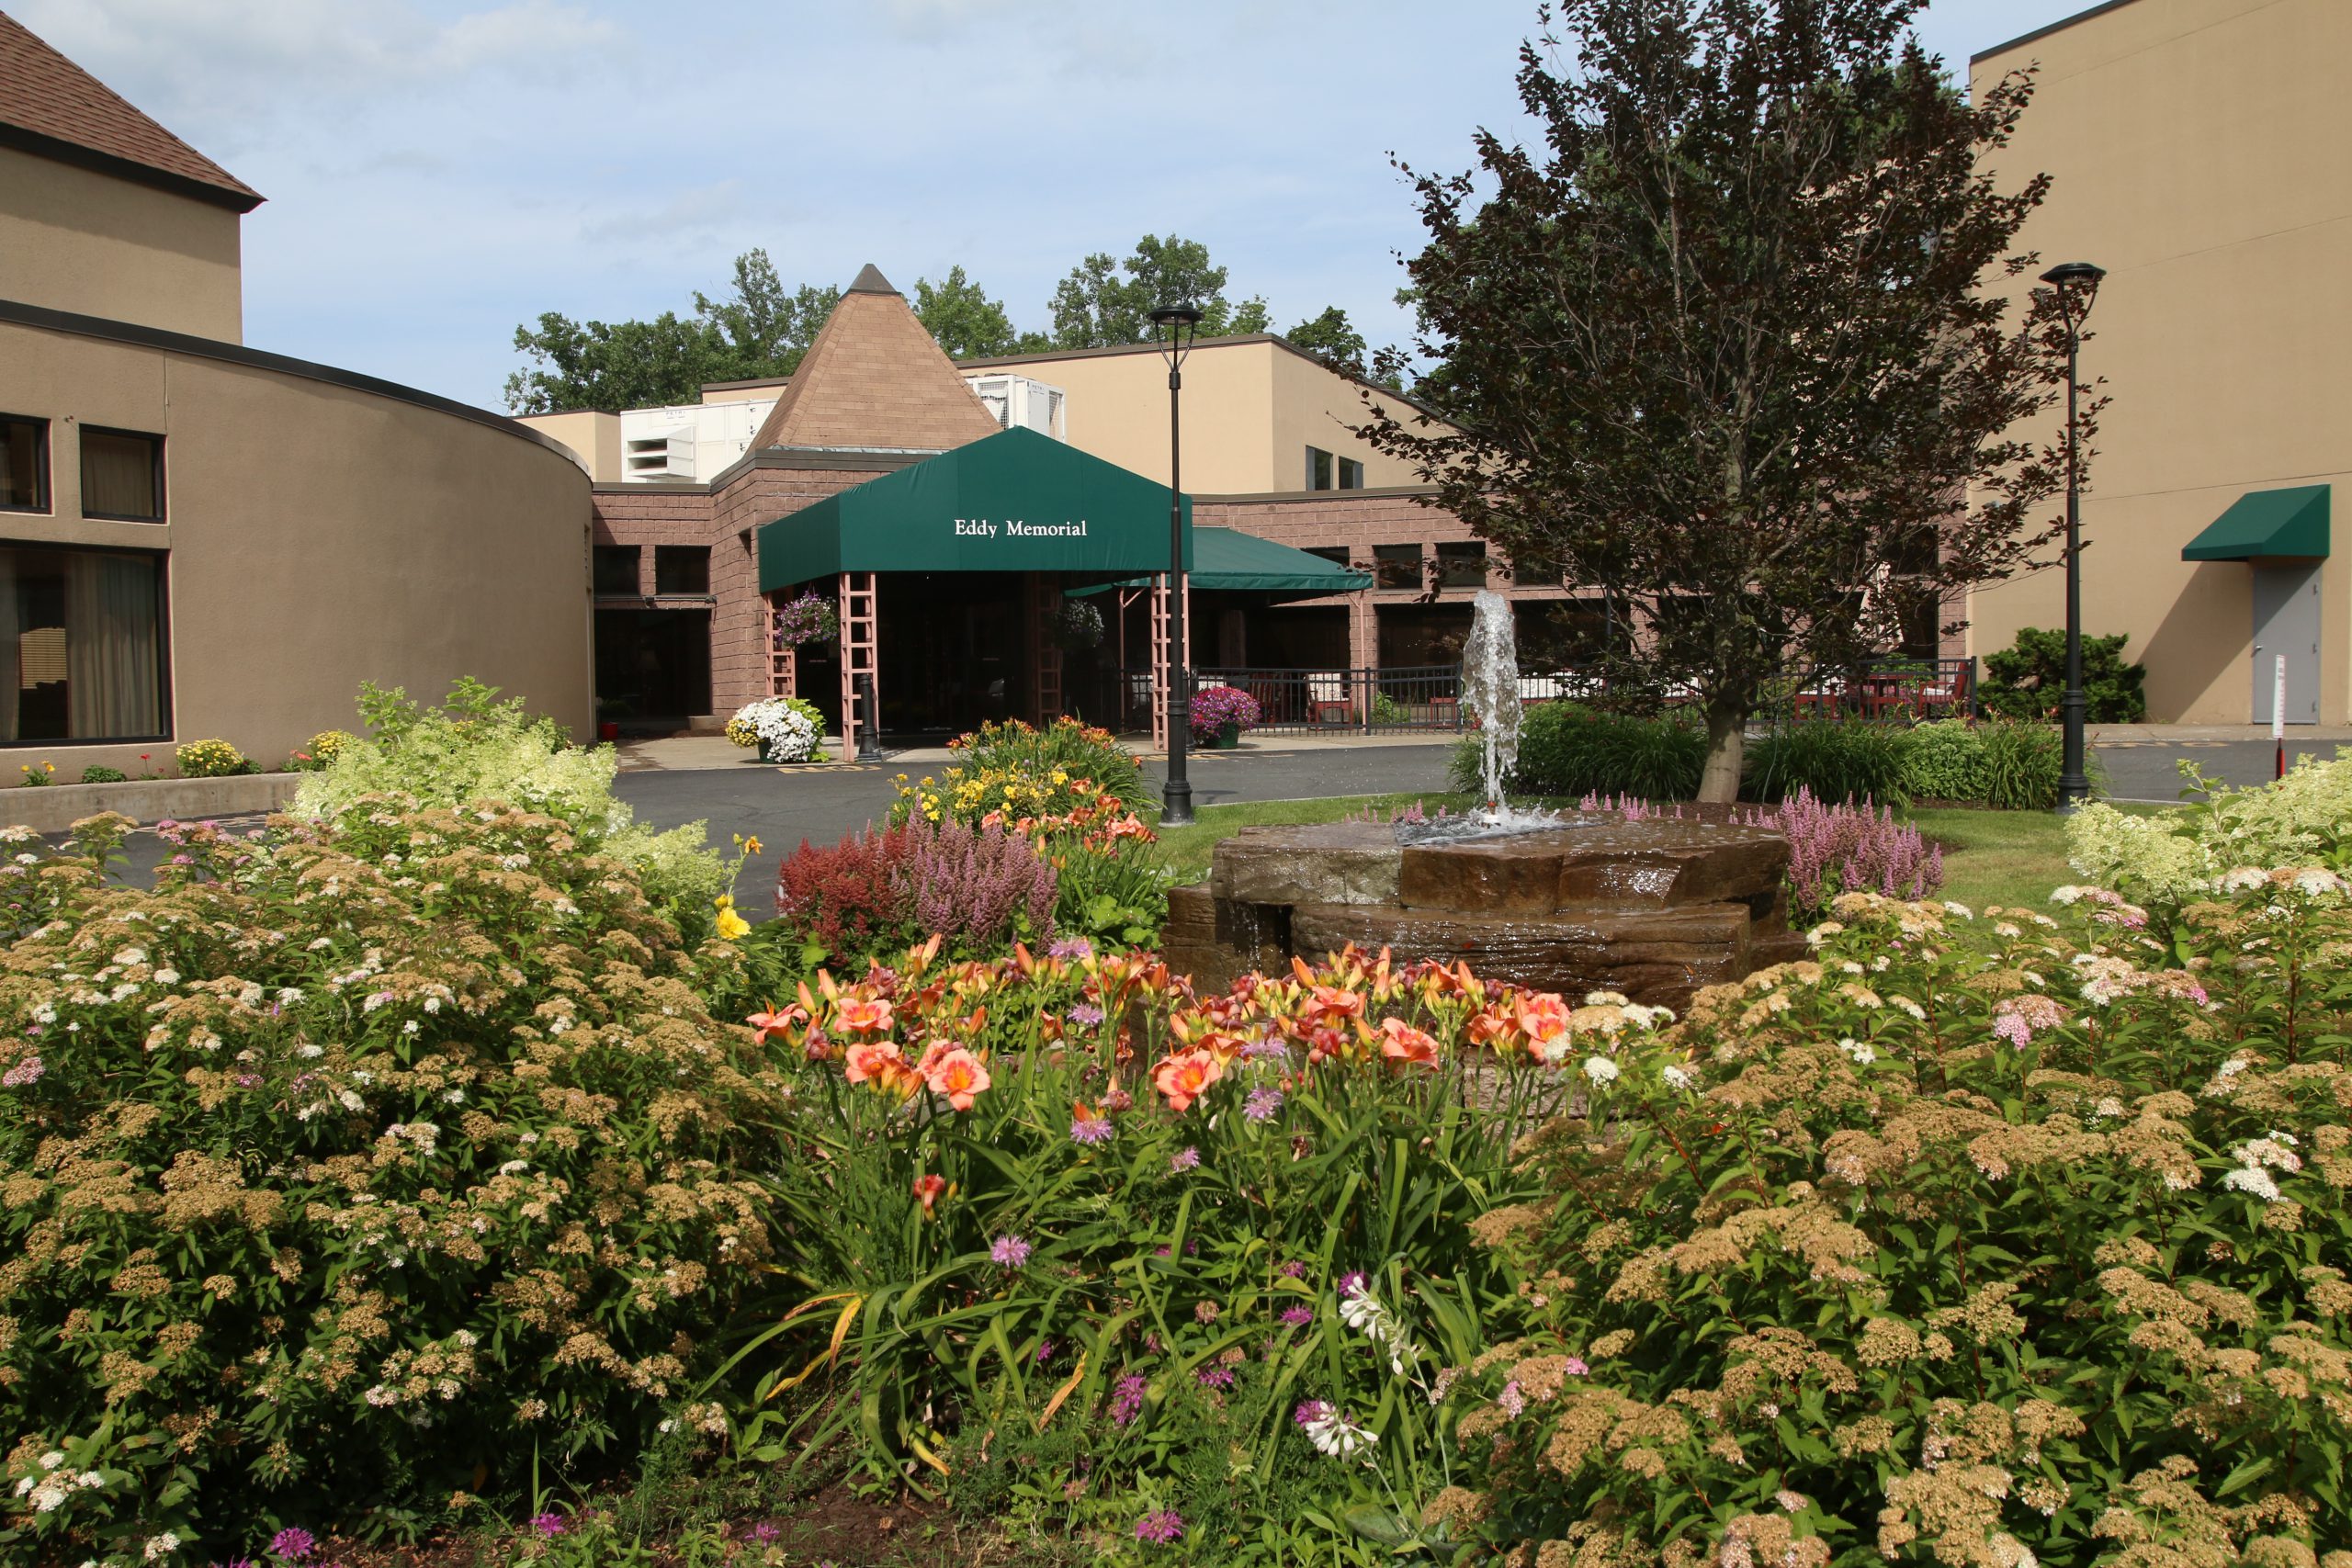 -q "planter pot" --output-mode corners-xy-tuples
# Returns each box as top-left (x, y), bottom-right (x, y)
(597, 721), (621, 741)
(1216, 722), (1242, 750)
